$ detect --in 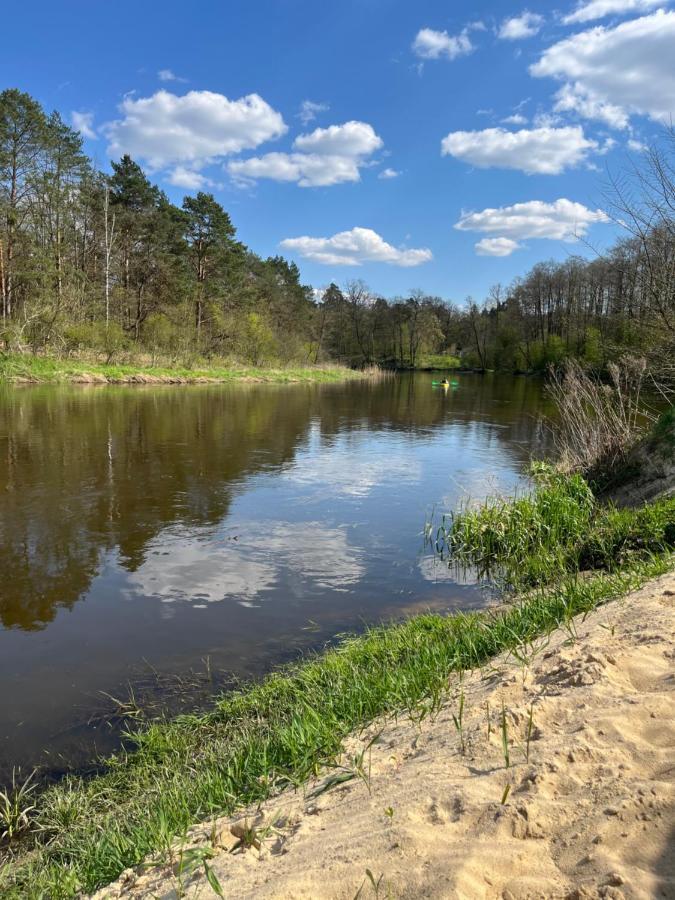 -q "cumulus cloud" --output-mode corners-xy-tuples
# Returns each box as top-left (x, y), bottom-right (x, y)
(455, 198), (608, 248)
(103, 89), (287, 170)
(498, 11), (545, 40)
(378, 167), (401, 179)
(157, 68), (187, 83)
(501, 113), (528, 125)
(475, 237), (522, 256)
(298, 100), (329, 125)
(228, 121), (383, 188)
(293, 121), (382, 156)
(229, 152), (364, 187)
(531, 10), (675, 126)
(166, 167), (212, 190)
(412, 26), (474, 60)
(279, 227), (432, 267)
(552, 82), (629, 129)
(562, 0), (664, 25)
(71, 110), (96, 139)
(441, 126), (598, 174)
